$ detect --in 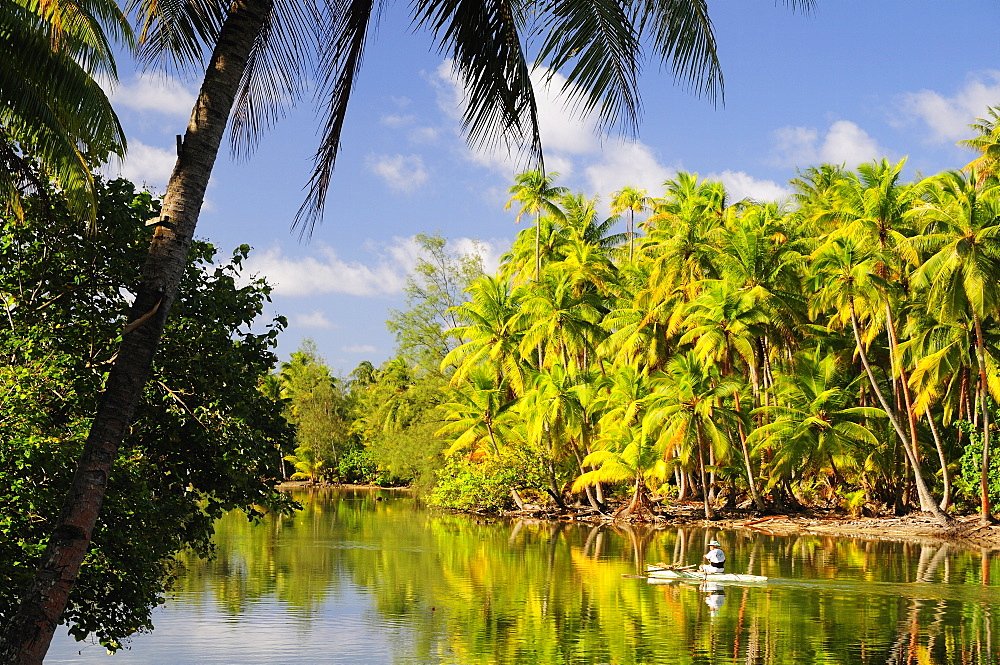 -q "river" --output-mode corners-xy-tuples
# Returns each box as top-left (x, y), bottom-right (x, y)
(47, 487), (999, 664)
